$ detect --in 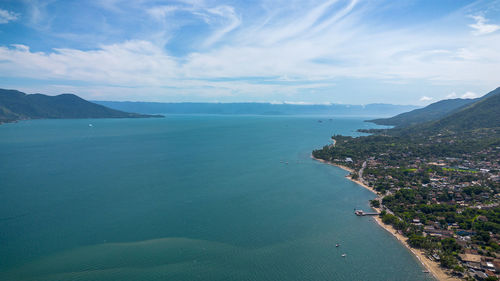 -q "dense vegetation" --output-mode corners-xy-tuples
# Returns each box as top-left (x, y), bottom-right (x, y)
(0, 89), (162, 124)
(370, 87), (500, 129)
(369, 98), (477, 127)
